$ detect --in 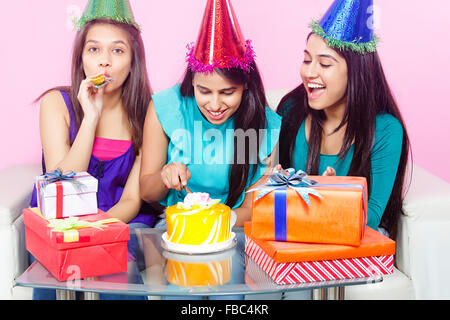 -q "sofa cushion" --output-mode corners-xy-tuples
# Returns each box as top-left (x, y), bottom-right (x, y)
(266, 89), (290, 111)
(403, 164), (450, 219)
(344, 266), (415, 300)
